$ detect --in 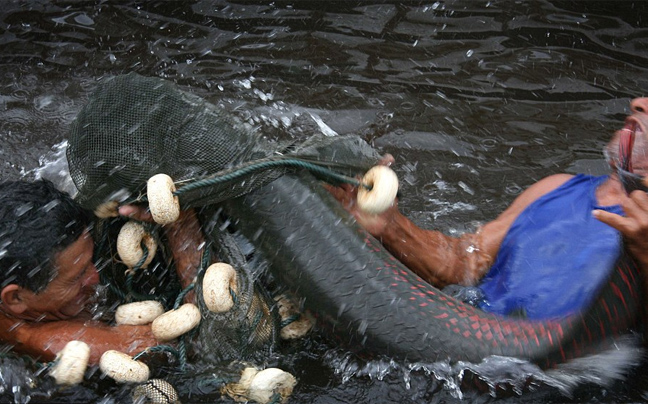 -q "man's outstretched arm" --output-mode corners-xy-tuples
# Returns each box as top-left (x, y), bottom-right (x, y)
(328, 172), (573, 287)
(0, 314), (158, 365)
